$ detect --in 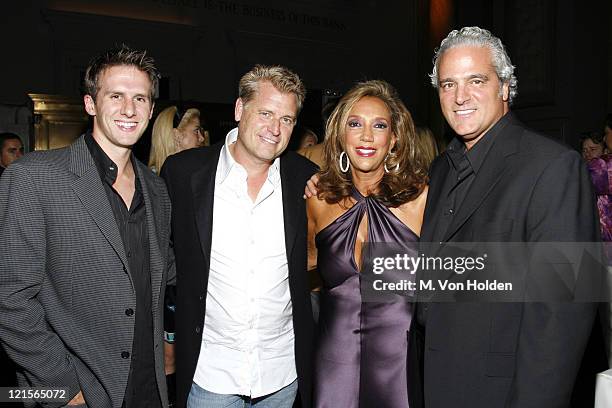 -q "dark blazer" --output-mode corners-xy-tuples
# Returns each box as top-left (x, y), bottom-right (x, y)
(162, 142), (318, 408)
(413, 113), (600, 407)
(0, 136), (175, 408)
